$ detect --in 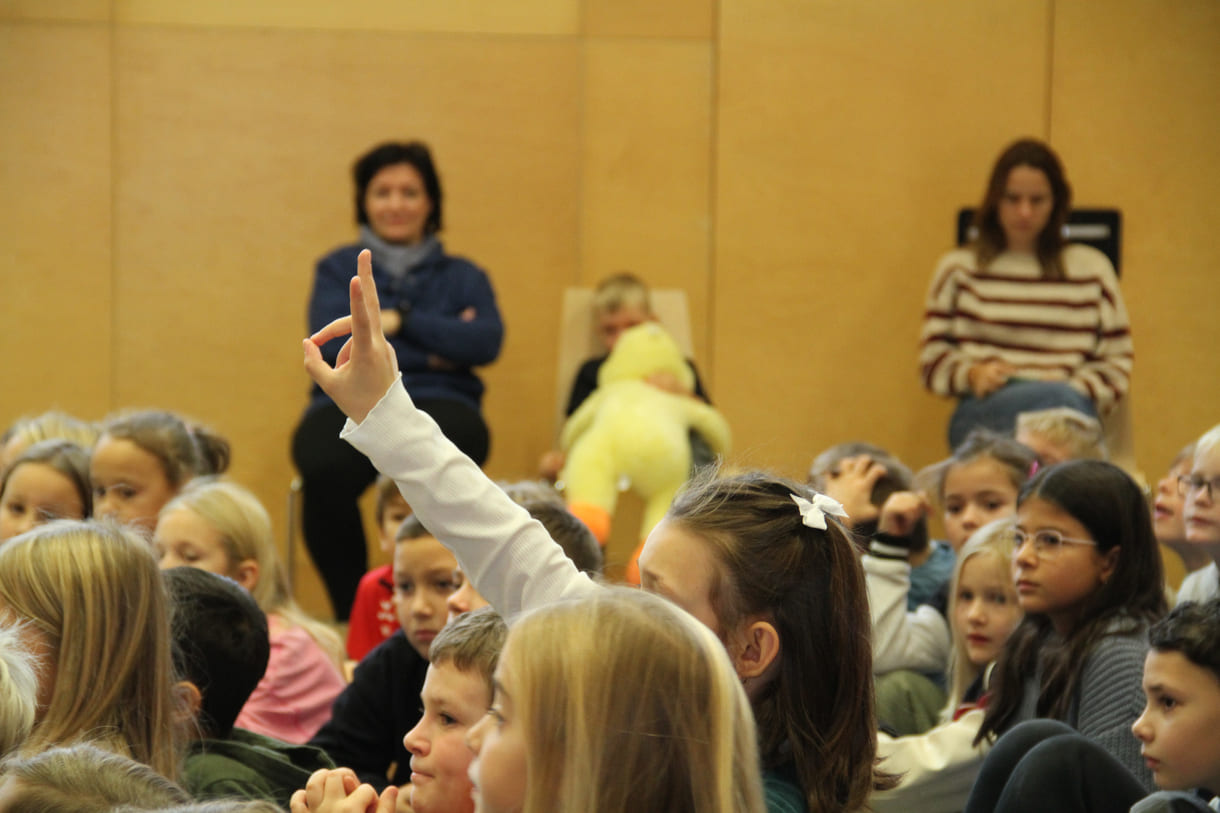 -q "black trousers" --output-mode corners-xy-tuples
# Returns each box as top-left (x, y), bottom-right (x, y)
(964, 720), (1146, 813)
(291, 398), (489, 620)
